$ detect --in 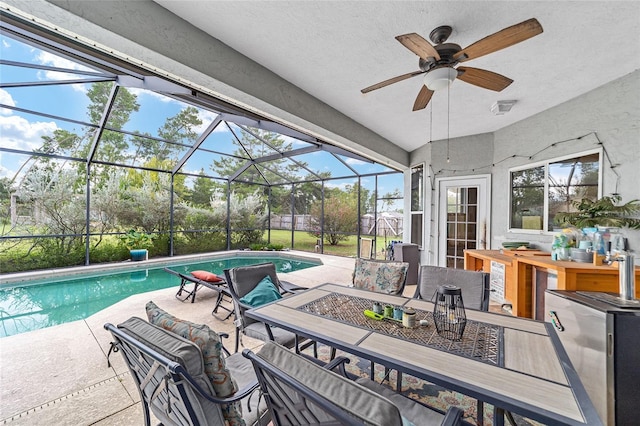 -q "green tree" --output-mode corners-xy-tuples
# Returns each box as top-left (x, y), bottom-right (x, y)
(132, 106), (202, 162)
(116, 172), (185, 234)
(210, 128), (306, 197)
(510, 166), (545, 228)
(209, 190), (268, 247)
(380, 189), (402, 212)
(309, 186), (359, 245)
(0, 177), (11, 226)
(86, 83), (139, 165)
(16, 168), (86, 258)
(187, 170), (218, 207)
